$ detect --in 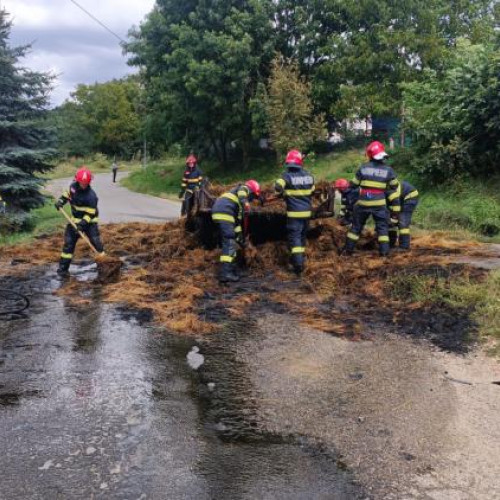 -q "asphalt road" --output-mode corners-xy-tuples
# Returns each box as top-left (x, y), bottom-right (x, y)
(46, 171), (181, 223)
